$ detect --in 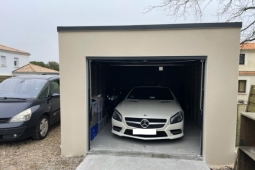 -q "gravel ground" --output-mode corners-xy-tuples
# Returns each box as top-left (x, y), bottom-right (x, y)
(0, 123), (84, 170)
